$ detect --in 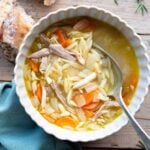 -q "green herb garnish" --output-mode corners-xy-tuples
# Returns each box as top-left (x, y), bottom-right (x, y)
(136, 0), (148, 15)
(114, 0), (148, 15)
(114, 0), (118, 5)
